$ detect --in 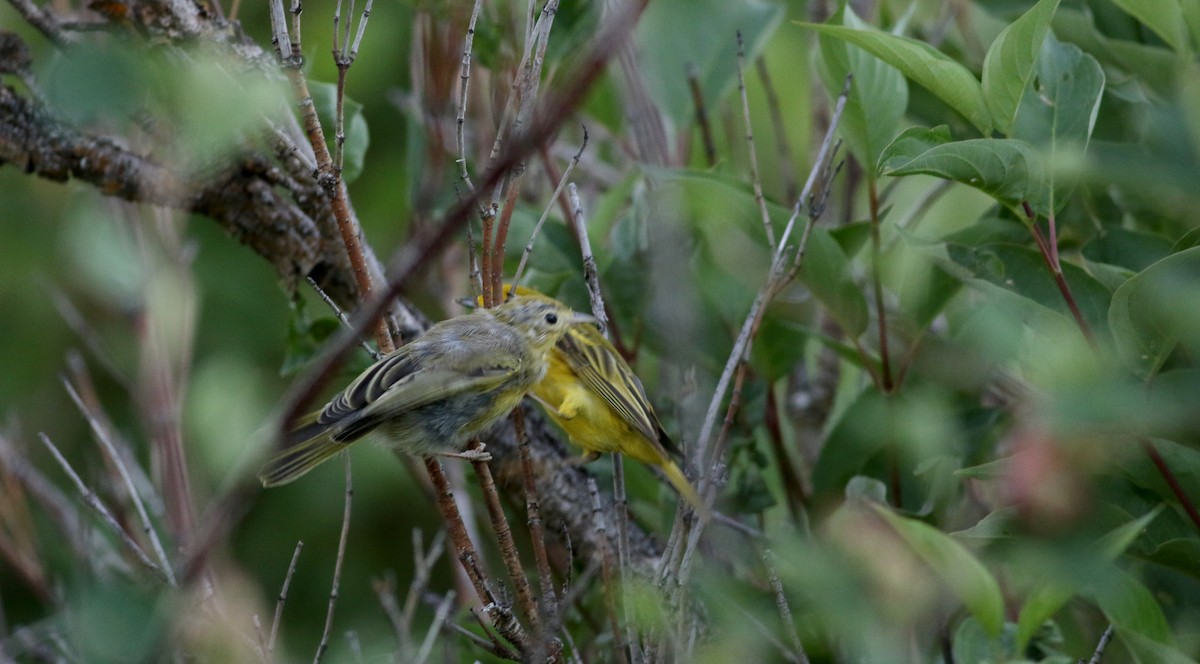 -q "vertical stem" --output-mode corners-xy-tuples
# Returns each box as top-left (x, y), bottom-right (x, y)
(868, 178), (892, 392)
